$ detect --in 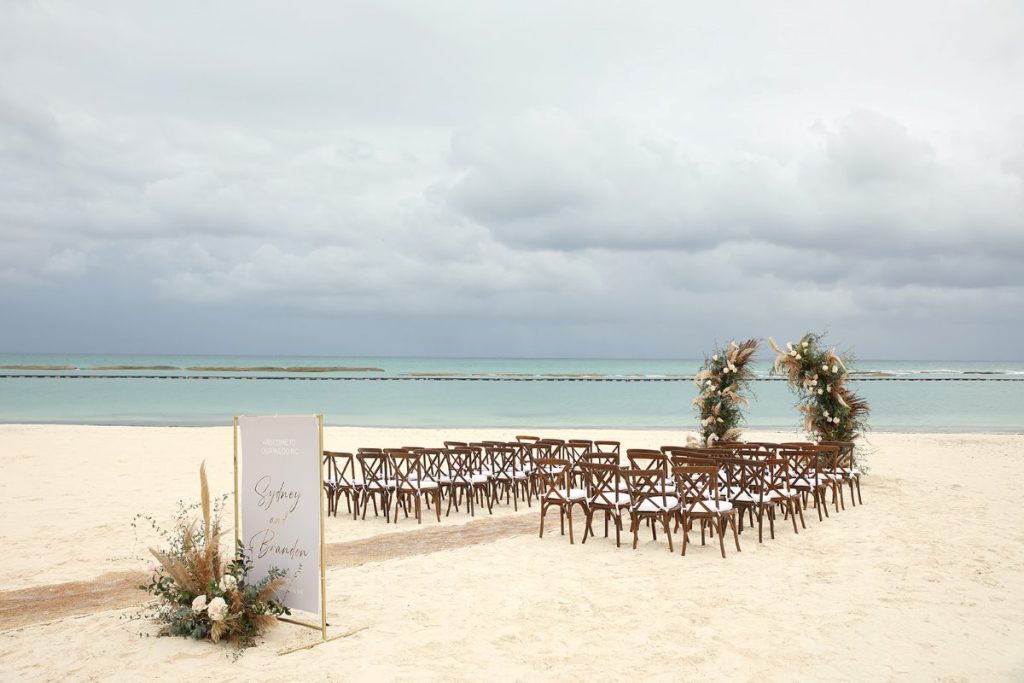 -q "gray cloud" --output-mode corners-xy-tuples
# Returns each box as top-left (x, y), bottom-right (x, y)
(0, 1), (1022, 359)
